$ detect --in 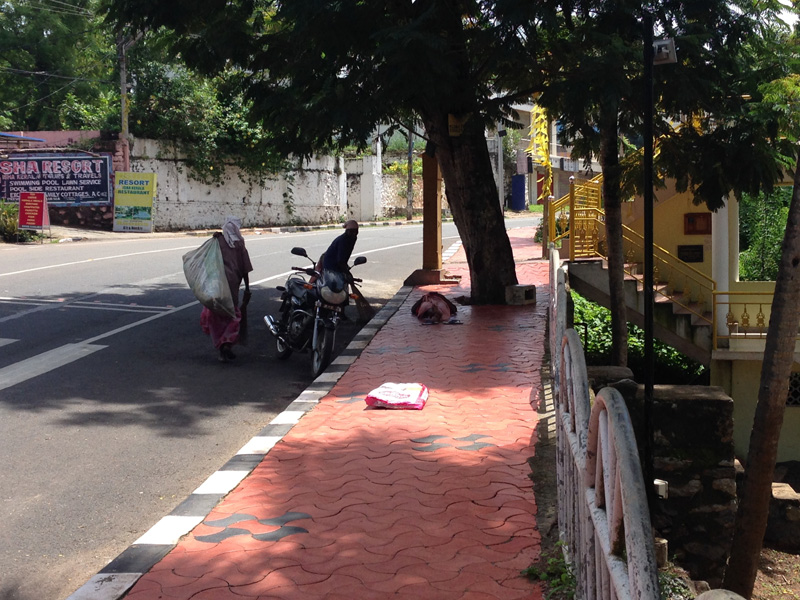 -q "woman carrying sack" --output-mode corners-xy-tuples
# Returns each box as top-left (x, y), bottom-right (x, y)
(199, 216), (253, 362)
